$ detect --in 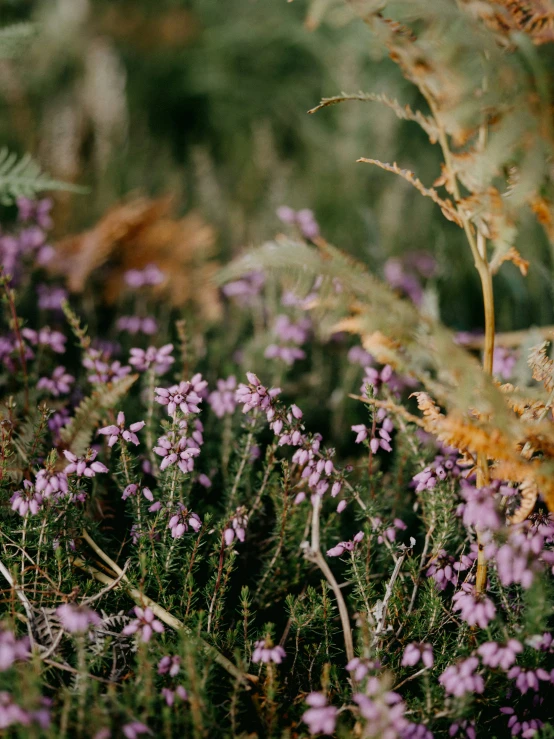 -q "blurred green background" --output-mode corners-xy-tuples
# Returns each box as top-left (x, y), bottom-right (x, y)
(1, 0), (553, 333)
